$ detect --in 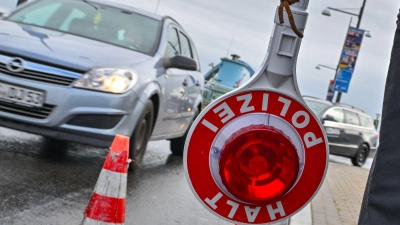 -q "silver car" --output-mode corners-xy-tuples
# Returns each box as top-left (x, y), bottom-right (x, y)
(0, 0), (204, 170)
(304, 96), (378, 166)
